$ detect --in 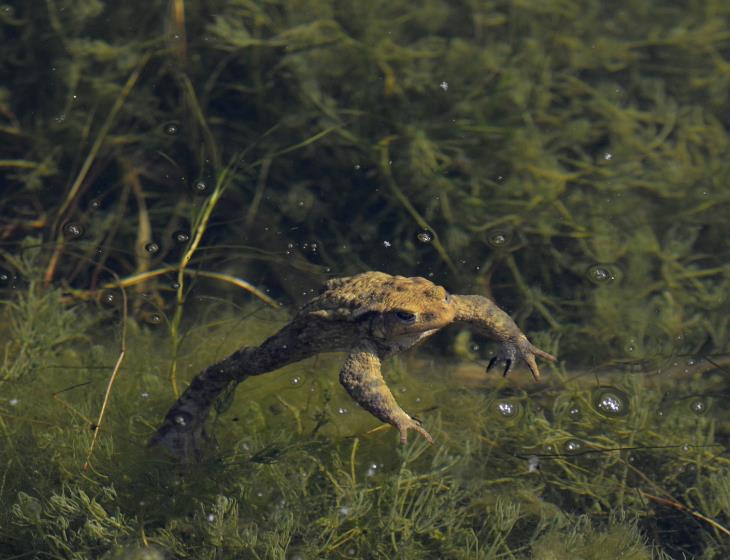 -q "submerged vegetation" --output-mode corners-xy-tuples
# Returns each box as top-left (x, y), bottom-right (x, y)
(1, 0), (729, 557)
